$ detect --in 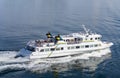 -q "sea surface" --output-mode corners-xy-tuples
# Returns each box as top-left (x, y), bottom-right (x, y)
(0, 0), (120, 78)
